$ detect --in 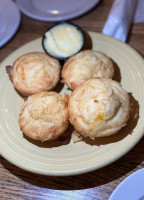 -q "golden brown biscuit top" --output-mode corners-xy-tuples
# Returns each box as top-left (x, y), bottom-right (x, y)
(10, 52), (61, 96)
(23, 91), (68, 123)
(68, 78), (130, 138)
(62, 50), (114, 90)
(19, 91), (69, 141)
